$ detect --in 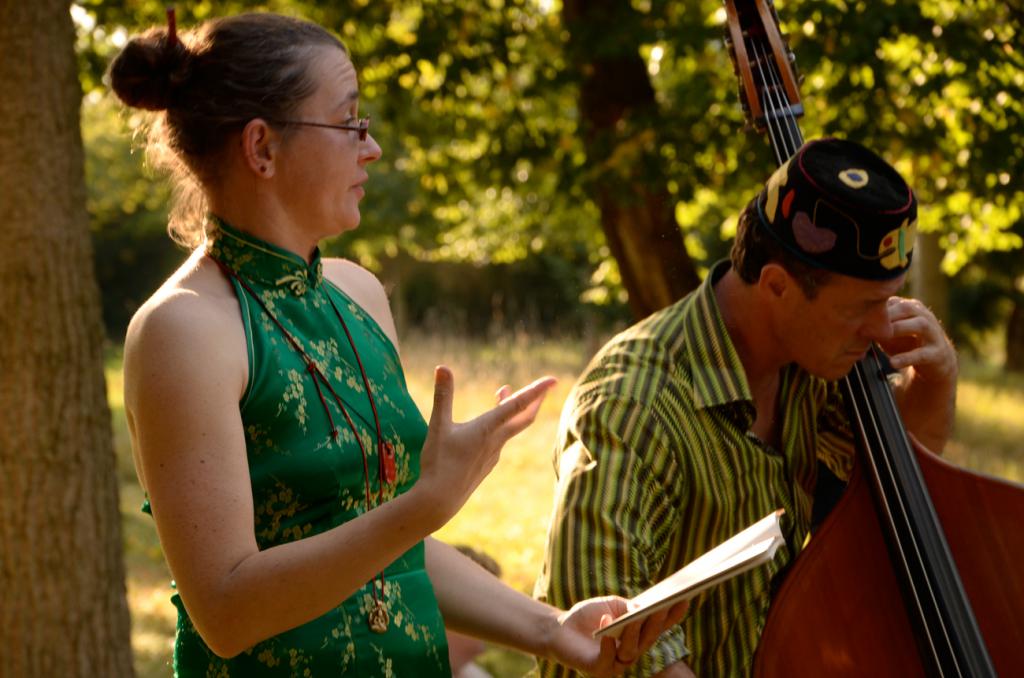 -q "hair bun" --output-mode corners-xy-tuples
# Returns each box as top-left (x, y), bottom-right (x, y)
(108, 28), (190, 111)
